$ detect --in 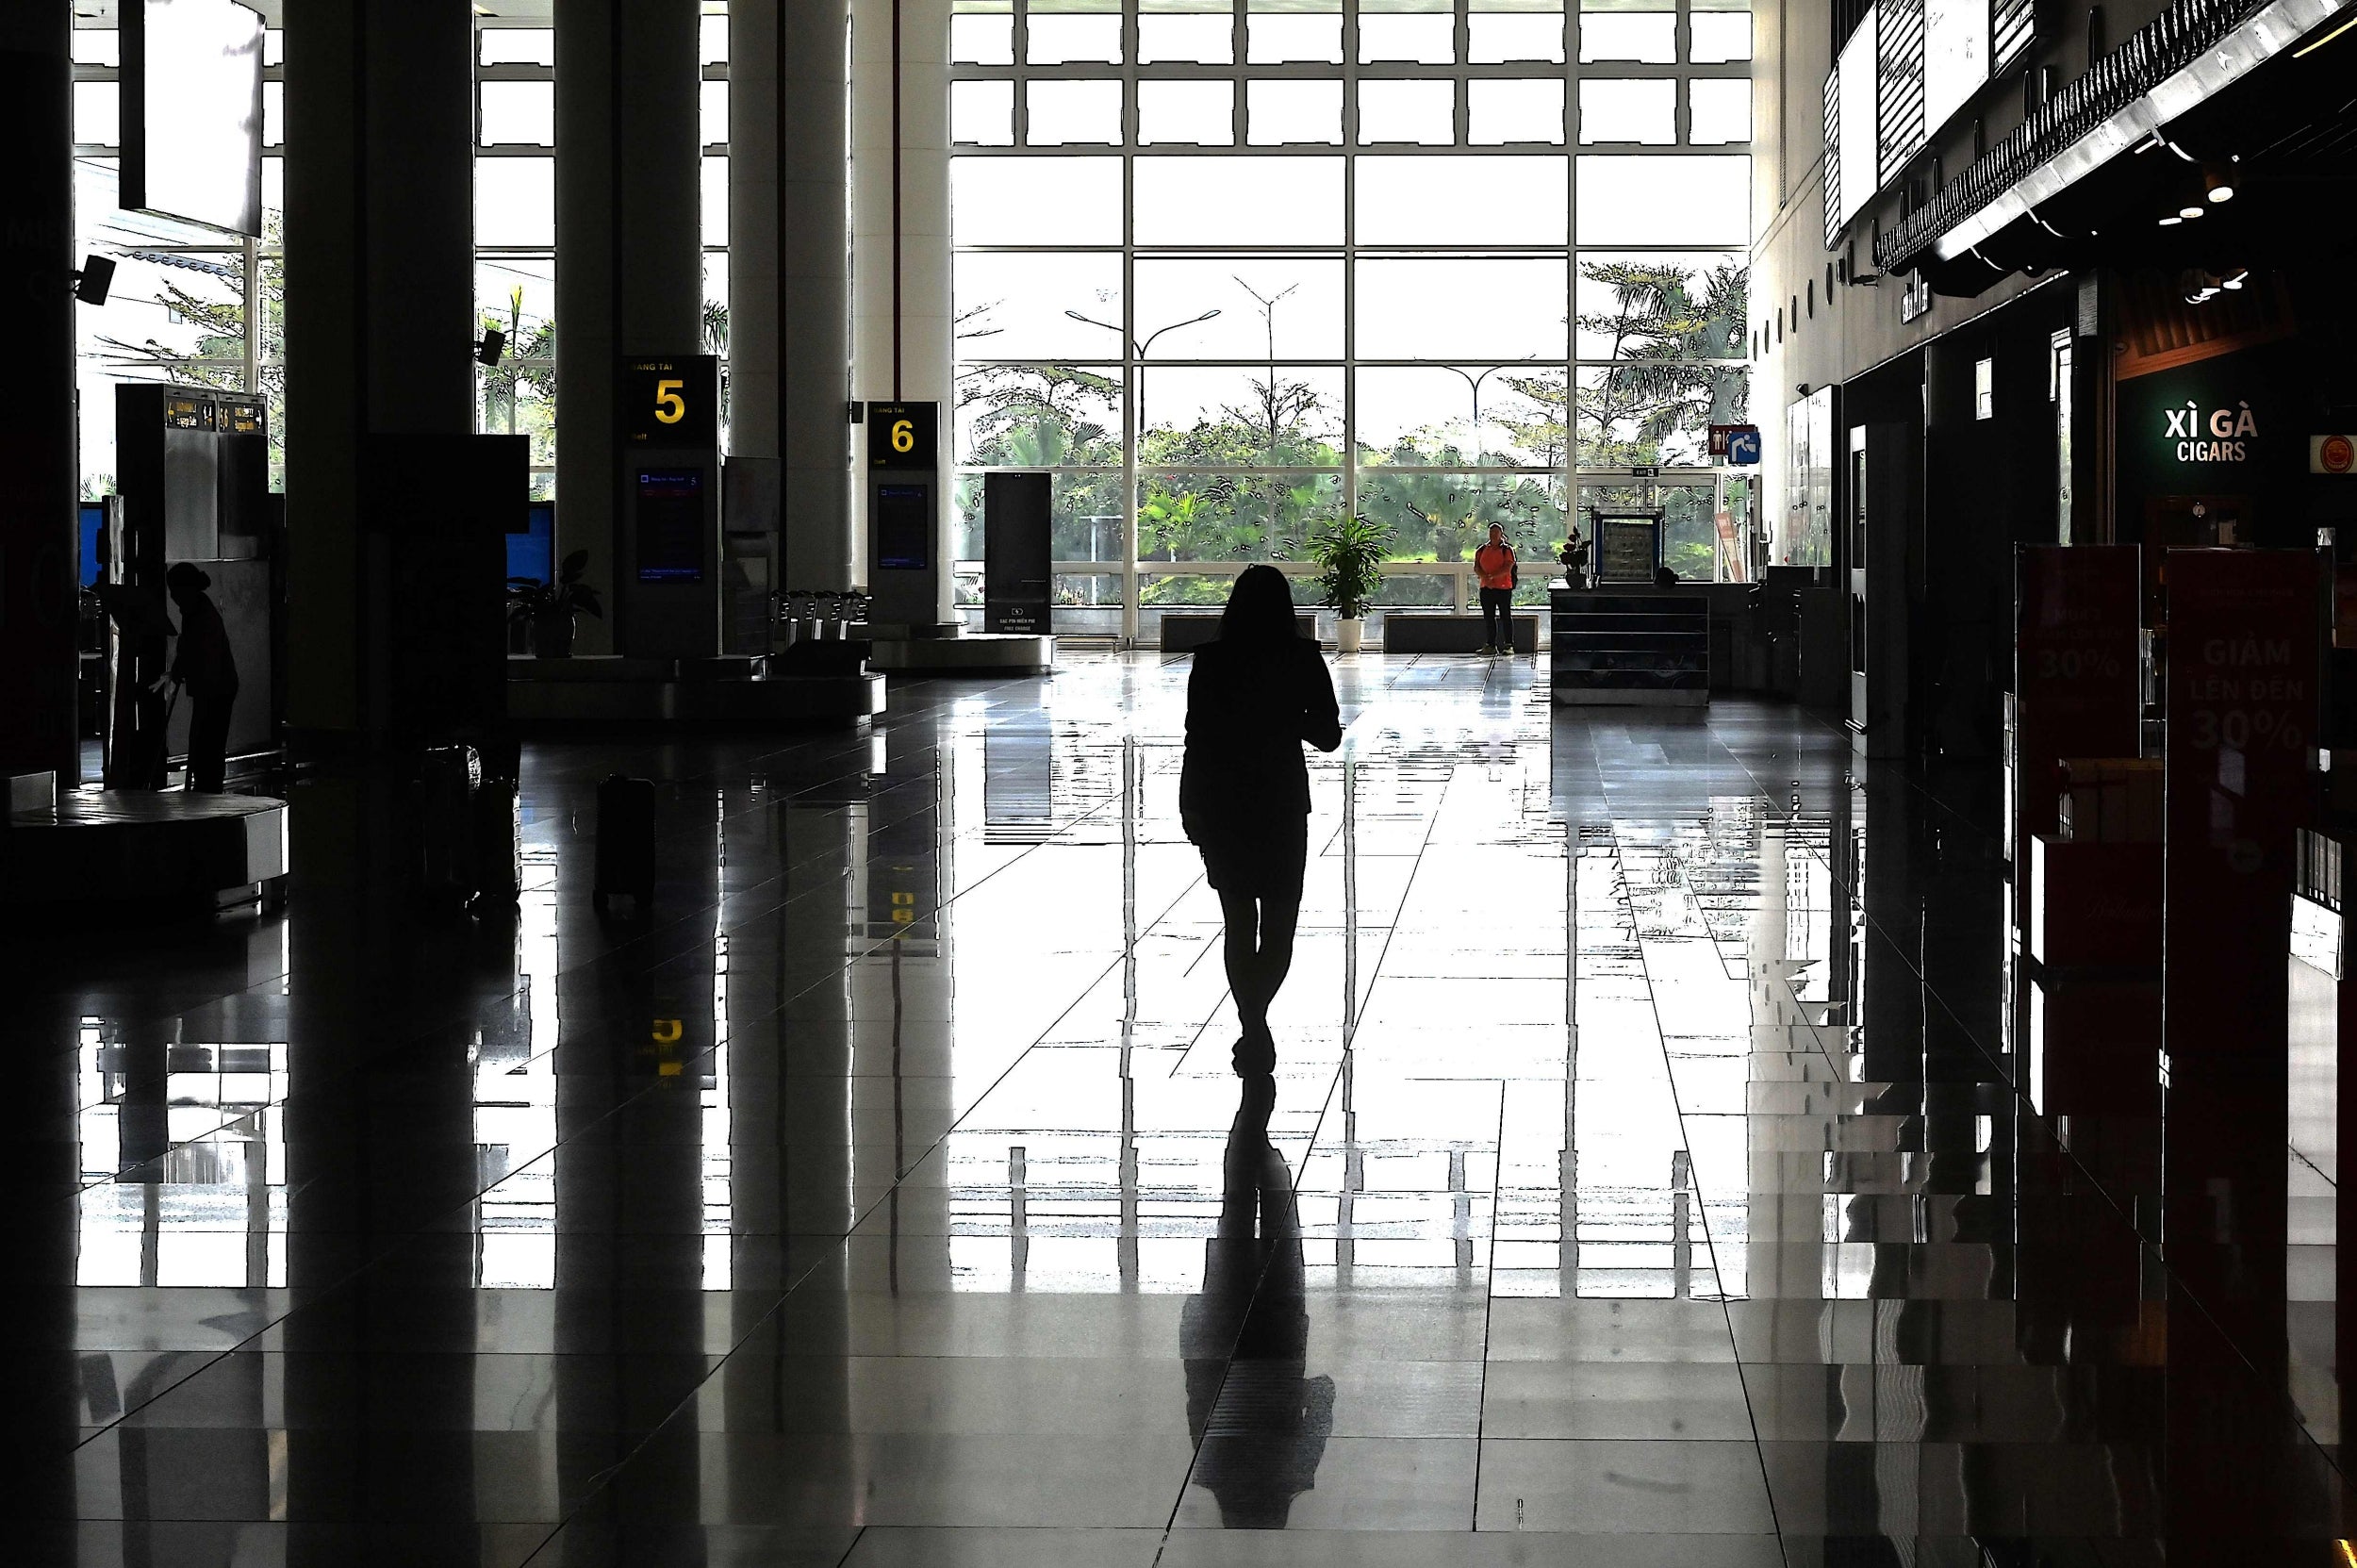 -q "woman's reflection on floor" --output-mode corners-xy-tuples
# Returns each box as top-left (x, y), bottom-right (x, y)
(1179, 1074), (1335, 1527)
